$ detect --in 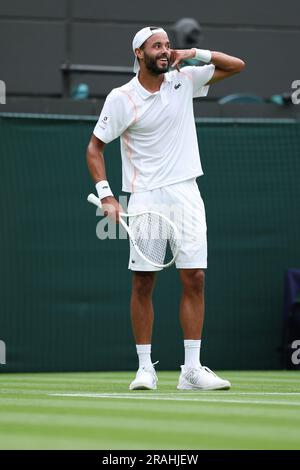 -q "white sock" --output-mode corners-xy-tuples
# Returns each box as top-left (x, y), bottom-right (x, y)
(184, 339), (201, 368)
(136, 344), (152, 369)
